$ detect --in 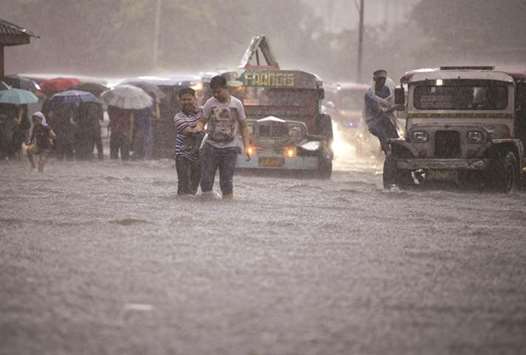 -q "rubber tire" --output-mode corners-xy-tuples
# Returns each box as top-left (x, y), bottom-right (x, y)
(318, 158), (332, 179)
(491, 151), (519, 193)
